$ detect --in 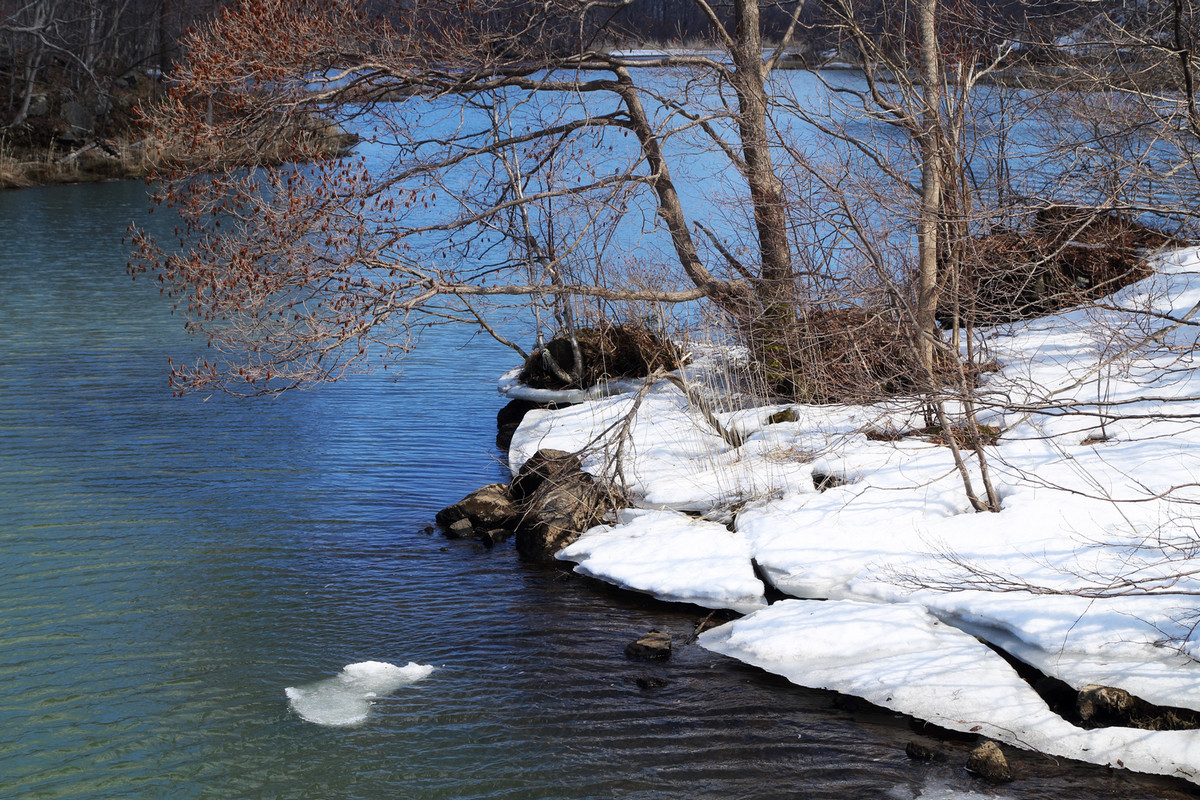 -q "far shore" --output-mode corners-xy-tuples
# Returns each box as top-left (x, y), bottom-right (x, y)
(0, 137), (156, 191)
